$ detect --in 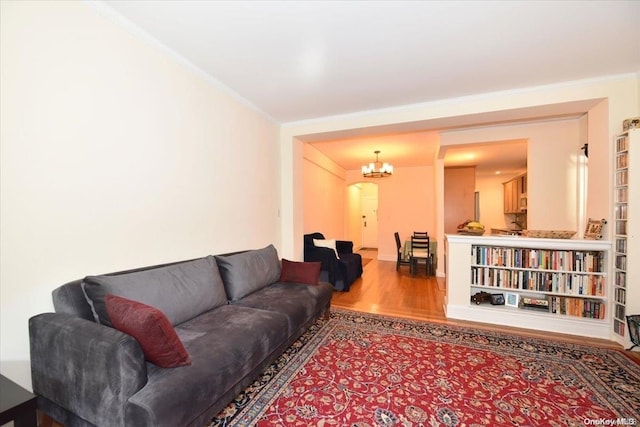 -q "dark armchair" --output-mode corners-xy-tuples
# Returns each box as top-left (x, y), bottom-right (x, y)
(303, 232), (363, 291)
